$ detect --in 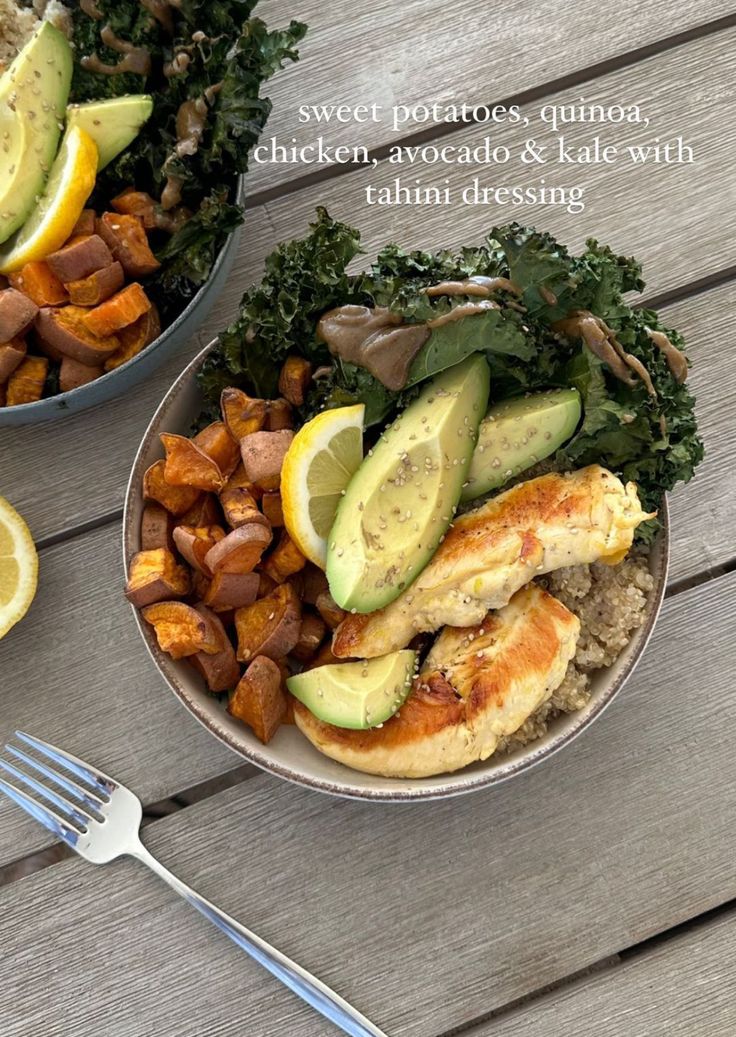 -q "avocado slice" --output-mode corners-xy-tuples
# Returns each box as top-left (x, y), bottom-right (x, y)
(65, 95), (153, 170)
(0, 23), (73, 245)
(327, 353), (490, 613)
(461, 388), (582, 503)
(287, 650), (417, 729)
